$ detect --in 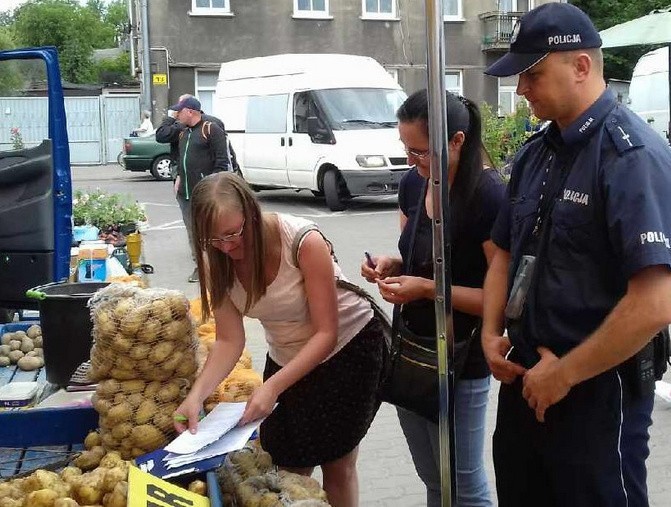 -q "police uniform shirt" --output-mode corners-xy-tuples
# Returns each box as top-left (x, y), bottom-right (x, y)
(491, 90), (671, 356)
